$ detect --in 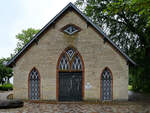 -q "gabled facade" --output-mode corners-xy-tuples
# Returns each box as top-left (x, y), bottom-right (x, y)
(7, 3), (135, 101)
